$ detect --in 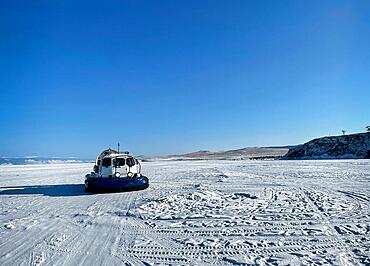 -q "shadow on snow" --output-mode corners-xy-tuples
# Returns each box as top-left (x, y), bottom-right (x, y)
(0, 184), (89, 197)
